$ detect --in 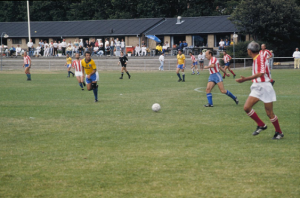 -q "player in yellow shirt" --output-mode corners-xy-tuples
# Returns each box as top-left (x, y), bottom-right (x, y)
(81, 51), (99, 102)
(176, 49), (186, 82)
(64, 54), (74, 77)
